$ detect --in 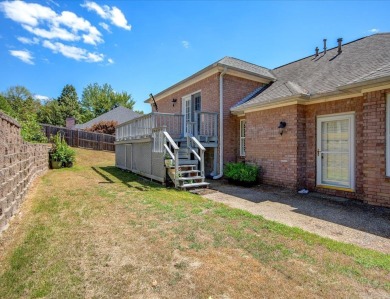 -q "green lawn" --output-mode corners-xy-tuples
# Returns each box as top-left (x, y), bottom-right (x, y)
(0, 148), (389, 298)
